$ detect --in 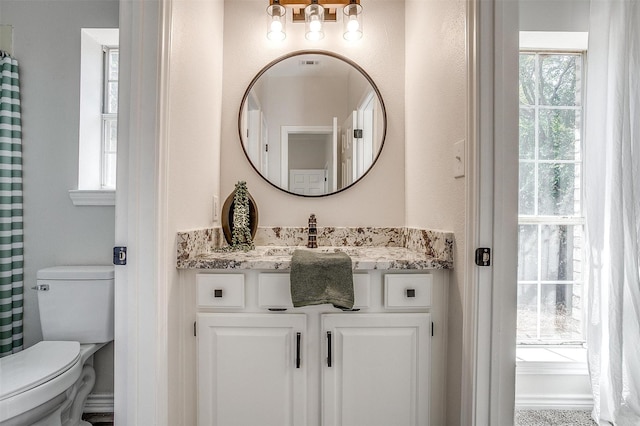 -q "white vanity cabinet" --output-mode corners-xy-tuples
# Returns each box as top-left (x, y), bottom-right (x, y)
(195, 271), (446, 426)
(322, 313), (431, 426)
(197, 313), (307, 426)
